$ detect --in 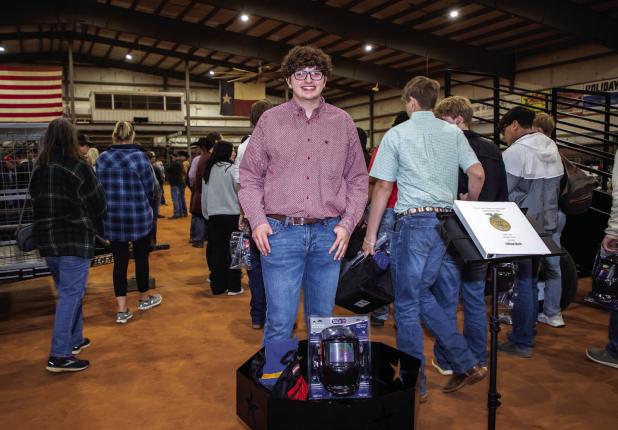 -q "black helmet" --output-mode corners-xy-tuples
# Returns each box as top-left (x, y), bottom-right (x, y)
(317, 325), (361, 396)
